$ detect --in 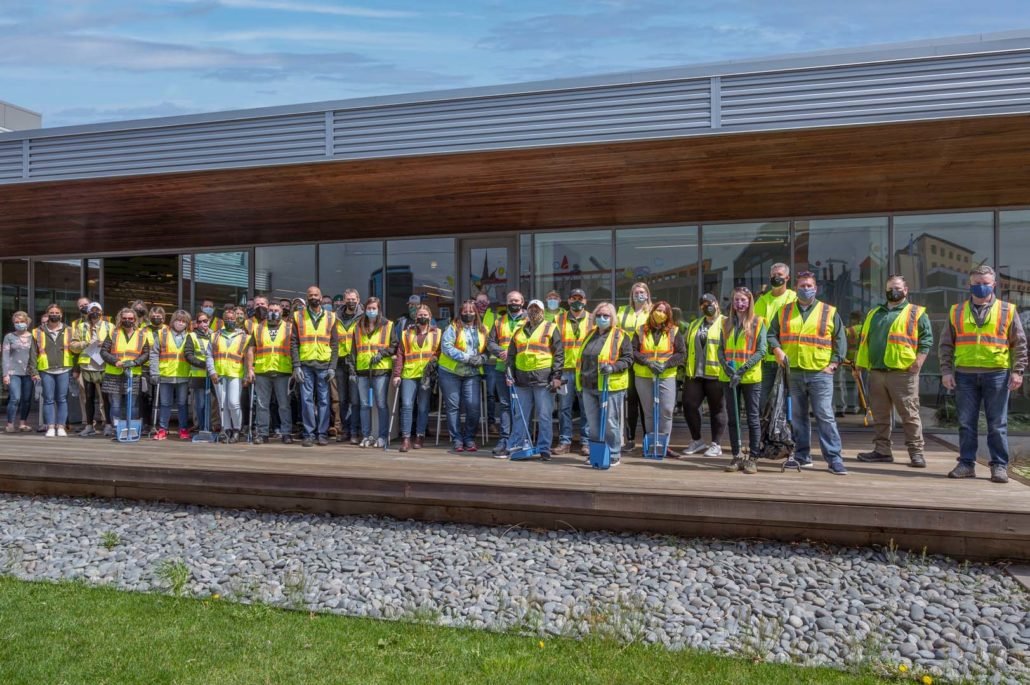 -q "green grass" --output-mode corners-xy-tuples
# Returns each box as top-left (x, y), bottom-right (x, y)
(0, 576), (891, 685)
